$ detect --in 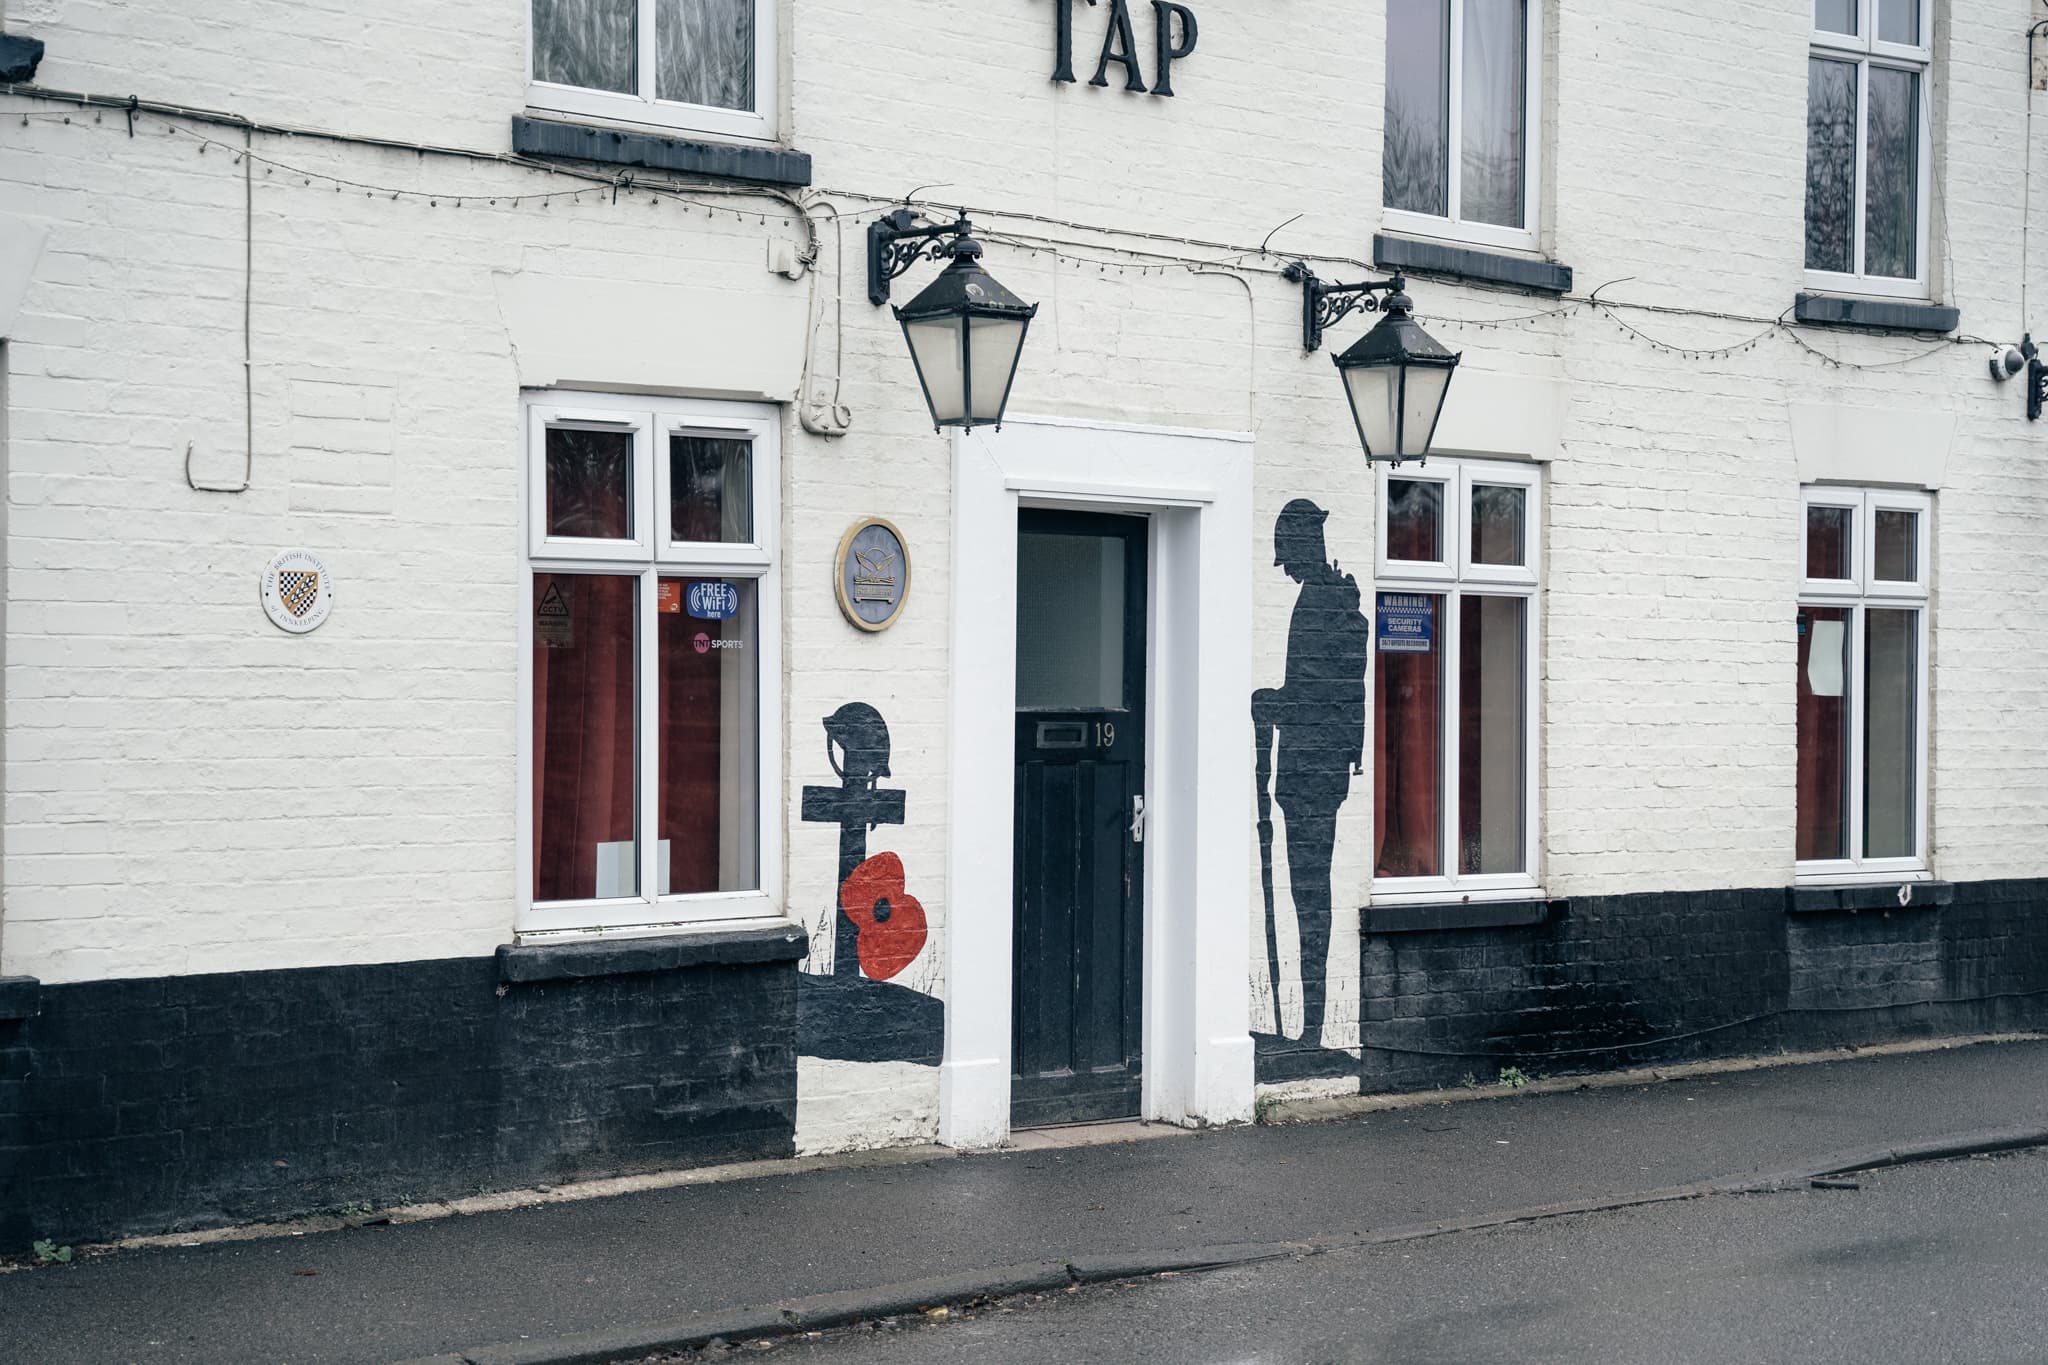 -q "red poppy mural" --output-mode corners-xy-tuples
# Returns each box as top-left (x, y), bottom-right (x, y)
(838, 852), (929, 982)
